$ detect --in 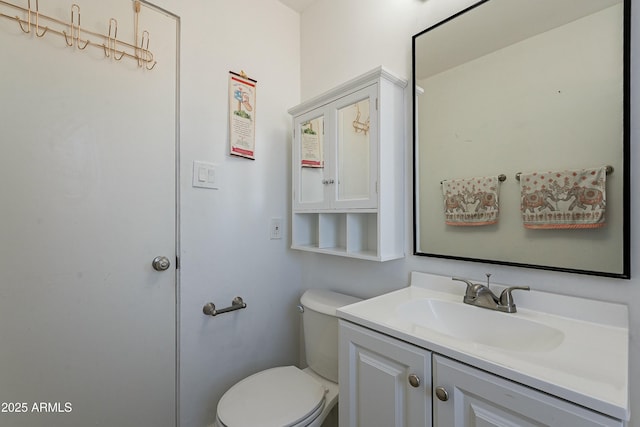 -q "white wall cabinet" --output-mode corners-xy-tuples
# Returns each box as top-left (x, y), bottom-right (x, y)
(340, 321), (624, 427)
(288, 67), (406, 261)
